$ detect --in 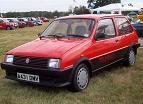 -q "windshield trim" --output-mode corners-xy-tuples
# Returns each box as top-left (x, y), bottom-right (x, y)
(40, 18), (96, 39)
